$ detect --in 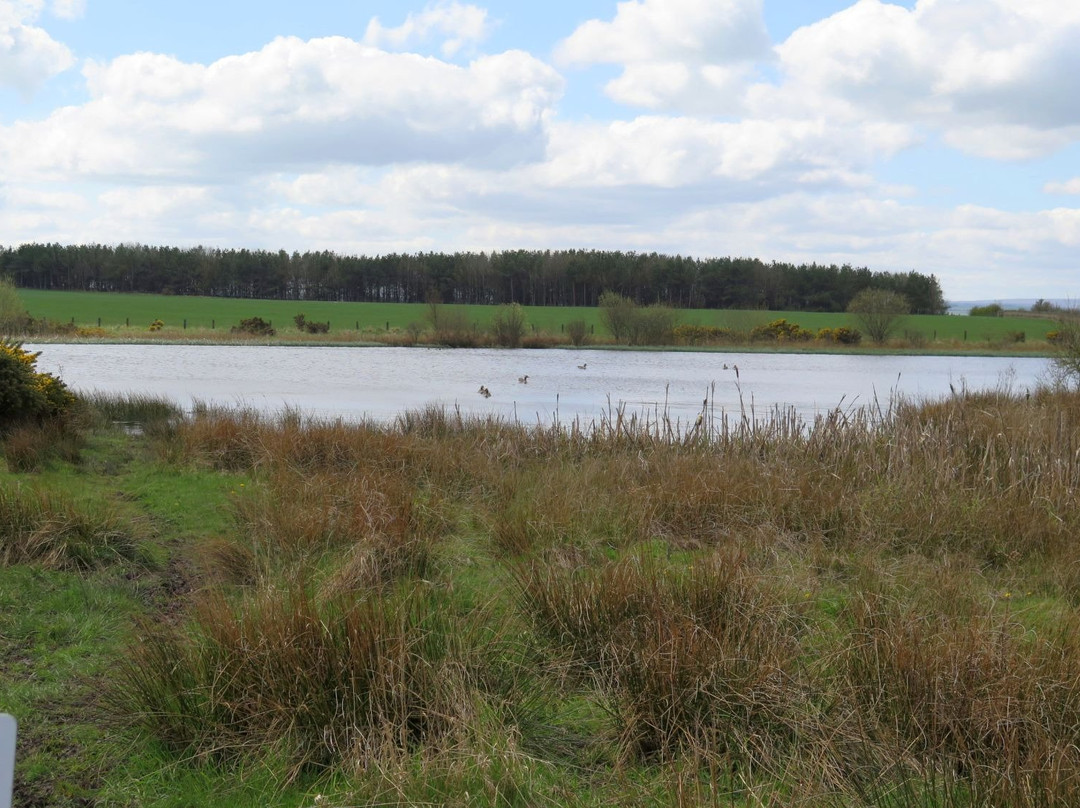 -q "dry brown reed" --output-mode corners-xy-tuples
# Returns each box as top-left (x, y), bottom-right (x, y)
(112, 586), (471, 781)
(121, 386), (1080, 802)
(0, 483), (143, 568)
(833, 593), (1080, 805)
(512, 549), (806, 767)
